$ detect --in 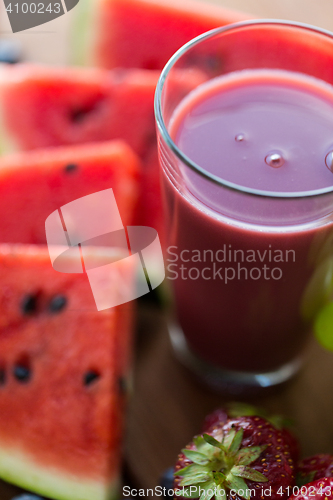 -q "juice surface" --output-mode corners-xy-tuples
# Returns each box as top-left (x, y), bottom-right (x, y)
(171, 69), (333, 193)
(163, 70), (333, 373)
